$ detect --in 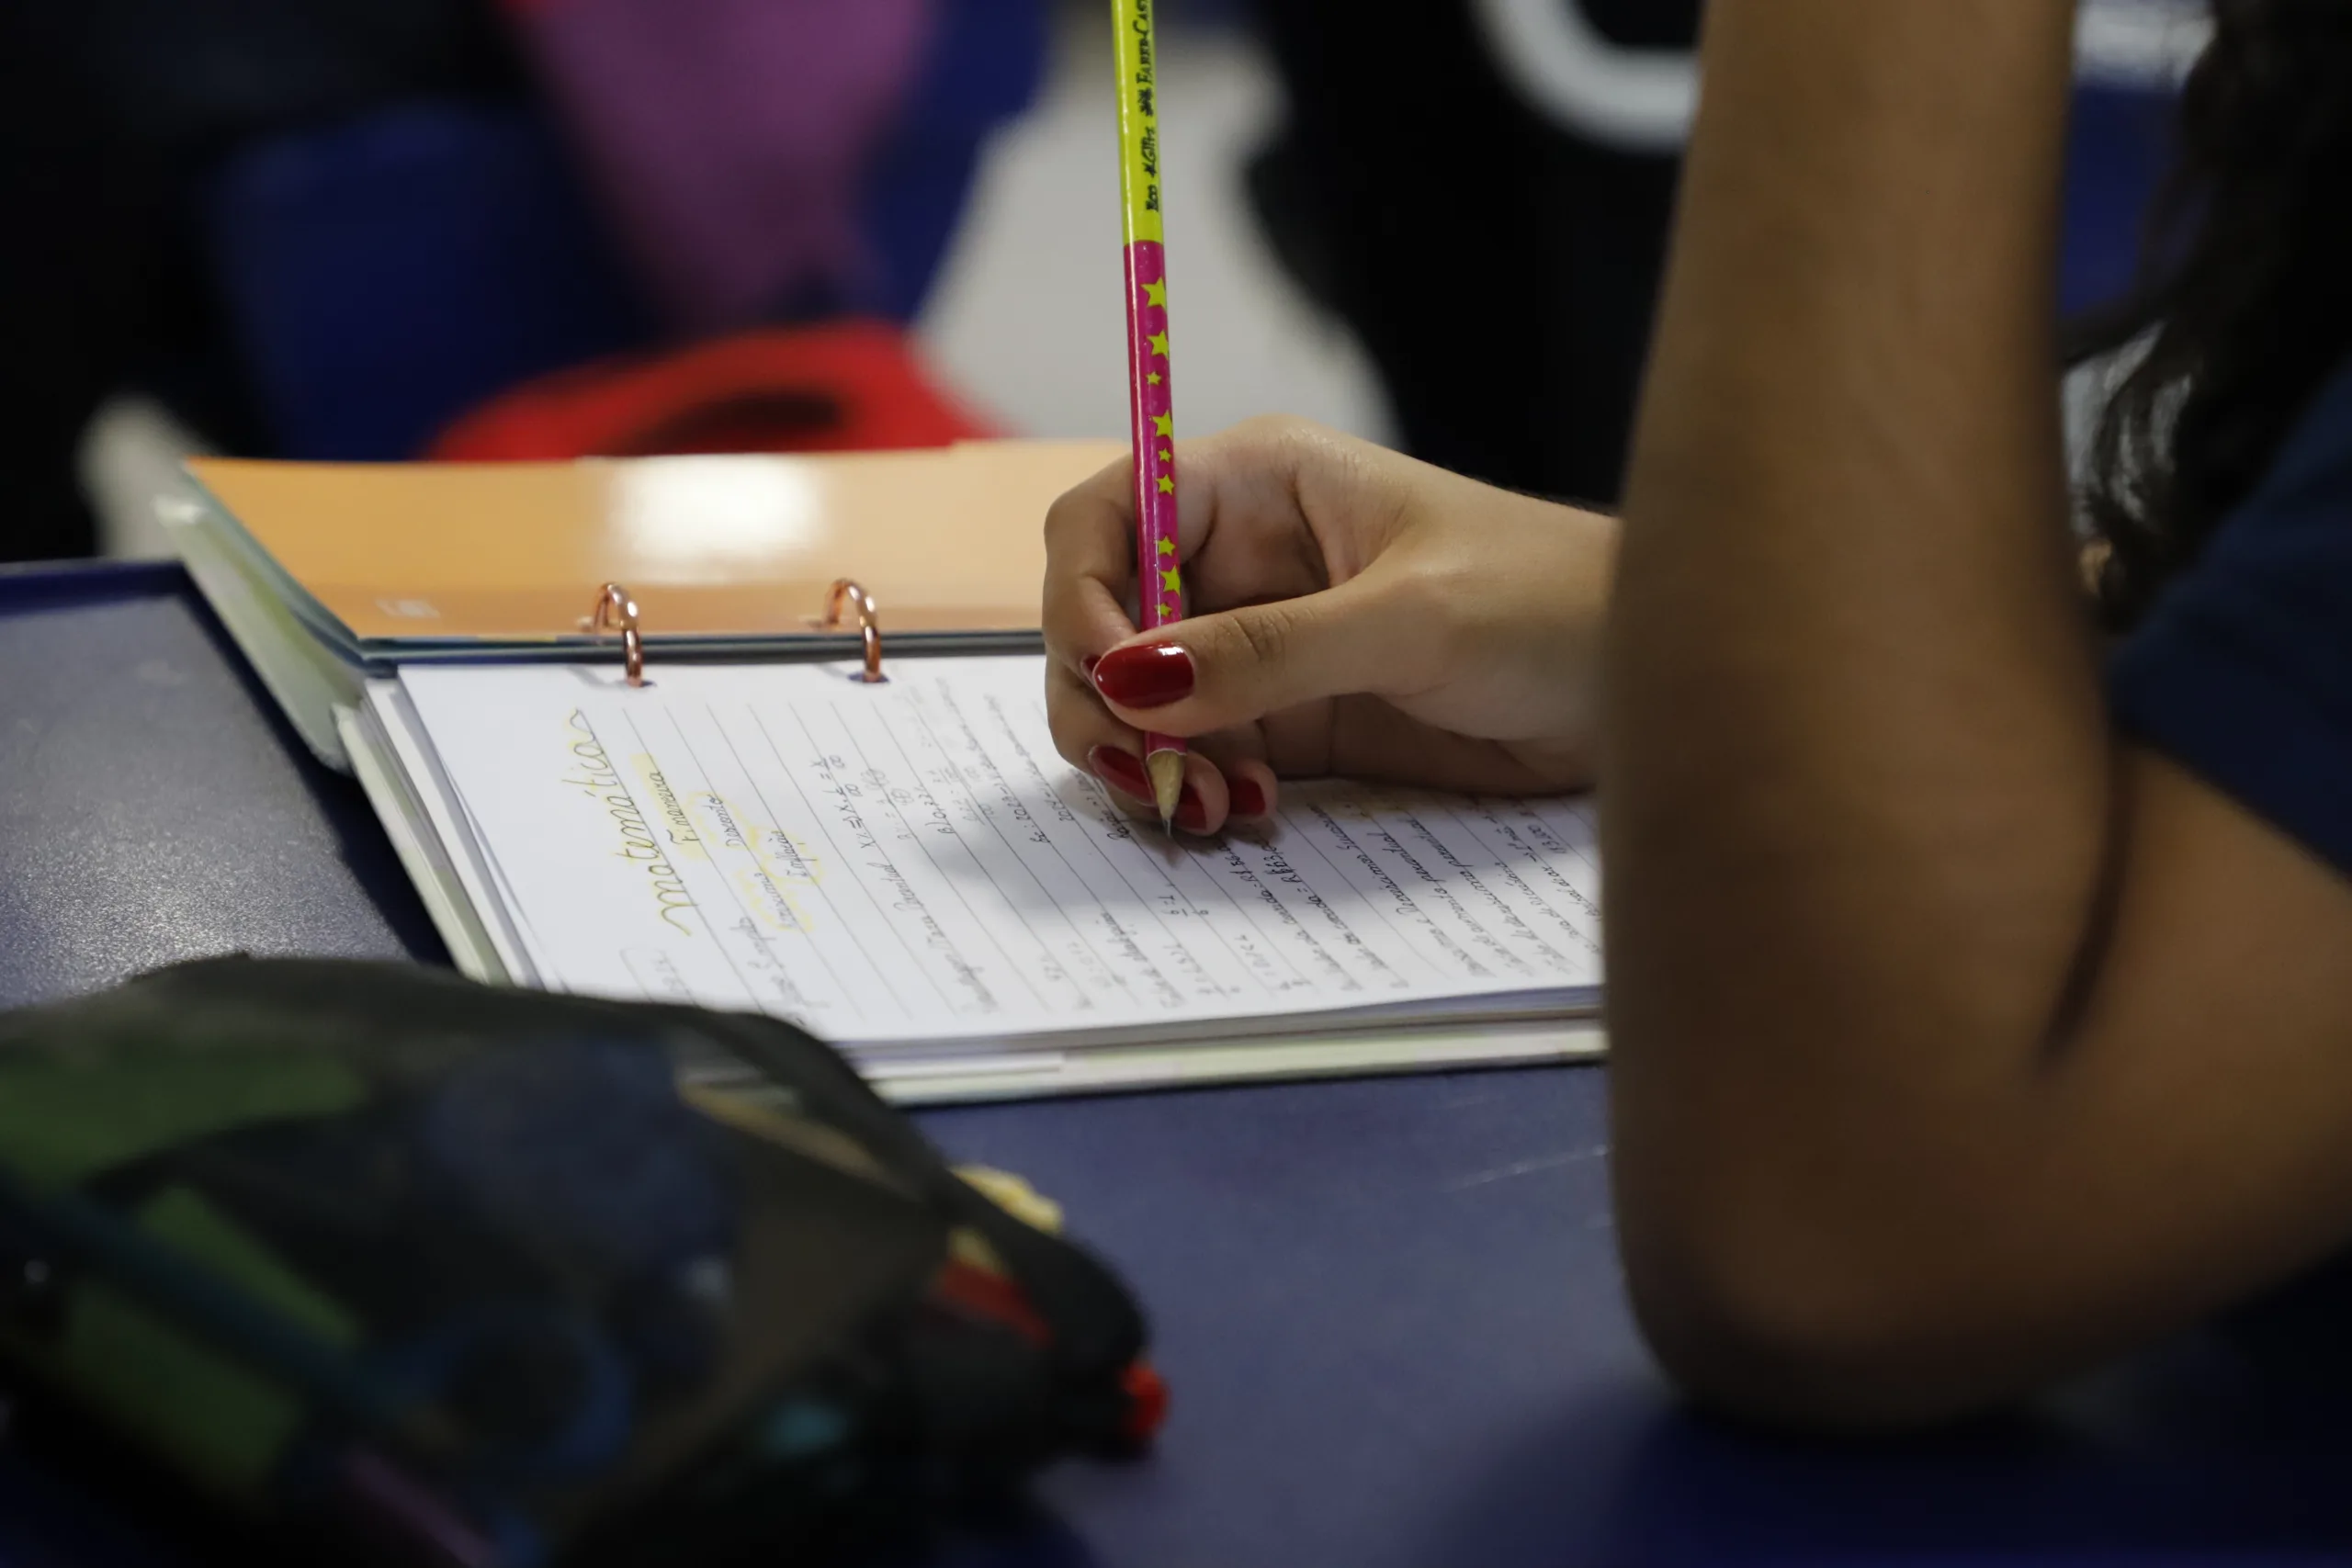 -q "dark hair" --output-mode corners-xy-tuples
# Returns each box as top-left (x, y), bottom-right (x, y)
(2077, 0), (2352, 629)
